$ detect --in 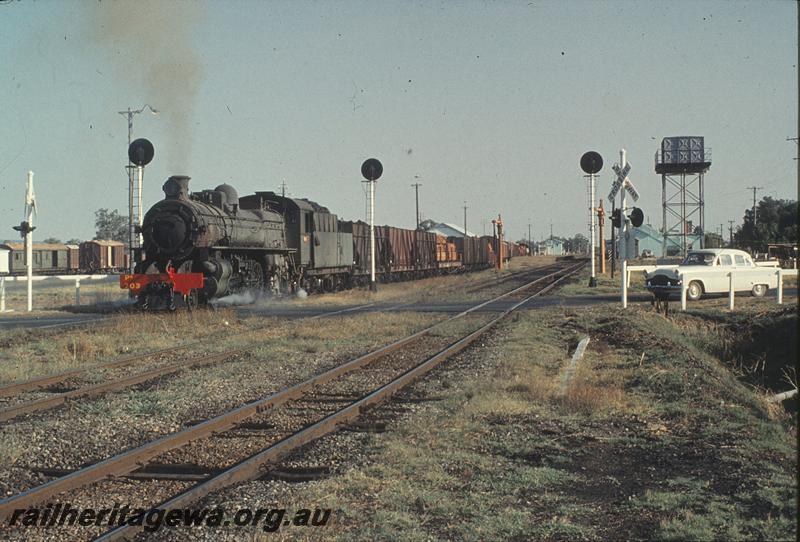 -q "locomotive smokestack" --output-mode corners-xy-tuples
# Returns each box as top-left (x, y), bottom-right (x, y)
(163, 175), (190, 200)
